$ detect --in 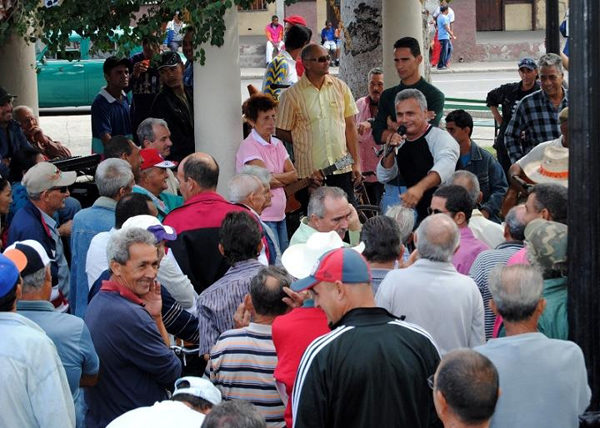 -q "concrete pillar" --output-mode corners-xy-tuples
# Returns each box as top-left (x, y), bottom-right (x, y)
(194, 8), (242, 195)
(276, 0), (285, 21)
(0, 35), (39, 115)
(382, 0), (424, 89)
